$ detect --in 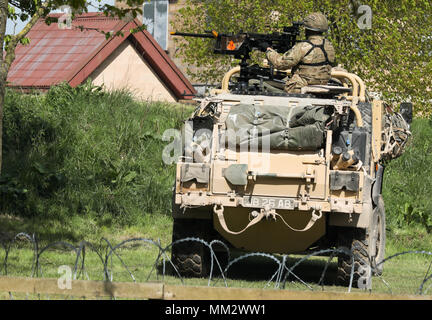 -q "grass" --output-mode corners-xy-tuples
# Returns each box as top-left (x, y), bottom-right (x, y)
(0, 84), (431, 298)
(1, 230), (431, 297)
(0, 211), (431, 297)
